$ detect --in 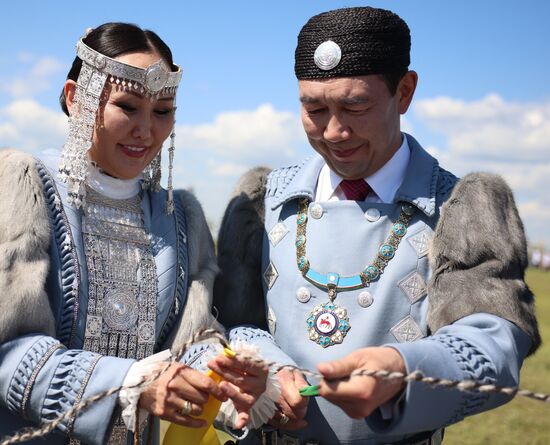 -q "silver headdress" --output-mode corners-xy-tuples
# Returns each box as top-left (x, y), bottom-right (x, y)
(59, 36), (182, 213)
